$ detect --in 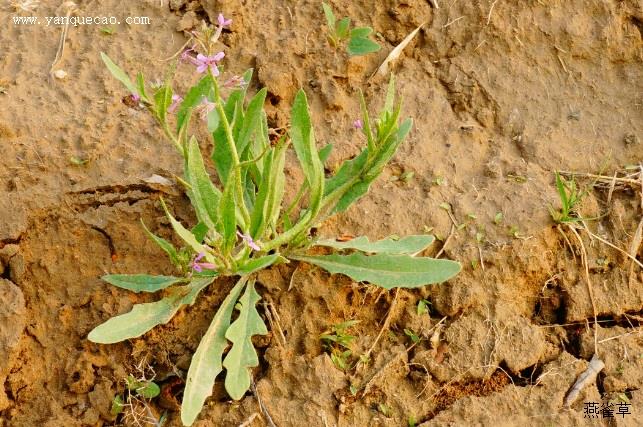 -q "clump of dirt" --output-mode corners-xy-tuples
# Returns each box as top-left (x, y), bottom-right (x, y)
(0, 0), (641, 426)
